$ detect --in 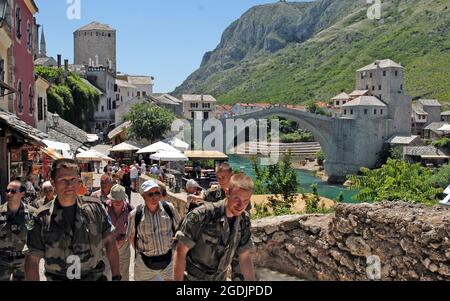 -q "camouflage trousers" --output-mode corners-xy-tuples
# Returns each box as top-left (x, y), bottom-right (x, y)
(184, 263), (228, 281)
(0, 256), (25, 281)
(231, 253), (244, 281)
